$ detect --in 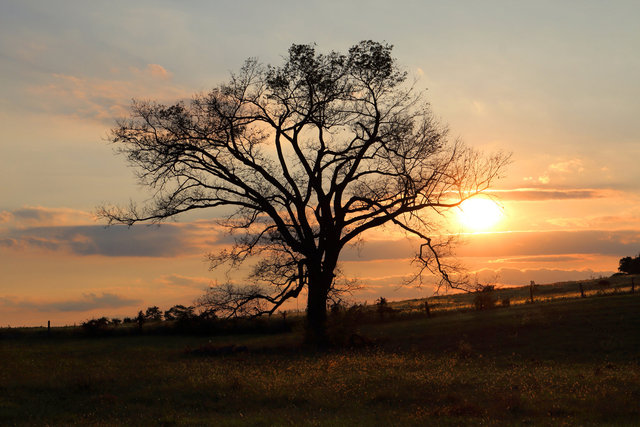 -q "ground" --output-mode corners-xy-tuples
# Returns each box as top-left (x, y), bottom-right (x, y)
(1, 289), (639, 425)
